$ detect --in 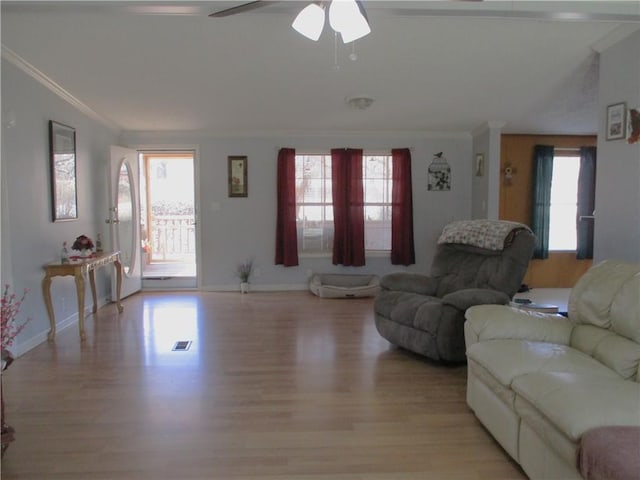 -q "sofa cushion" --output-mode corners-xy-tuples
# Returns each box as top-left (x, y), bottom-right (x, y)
(468, 359), (518, 408)
(375, 291), (440, 328)
(374, 291), (417, 320)
(465, 304), (574, 346)
(512, 372), (640, 442)
(610, 272), (640, 343)
(568, 261), (640, 330)
(466, 339), (620, 388)
(441, 288), (509, 311)
(571, 325), (640, 380)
